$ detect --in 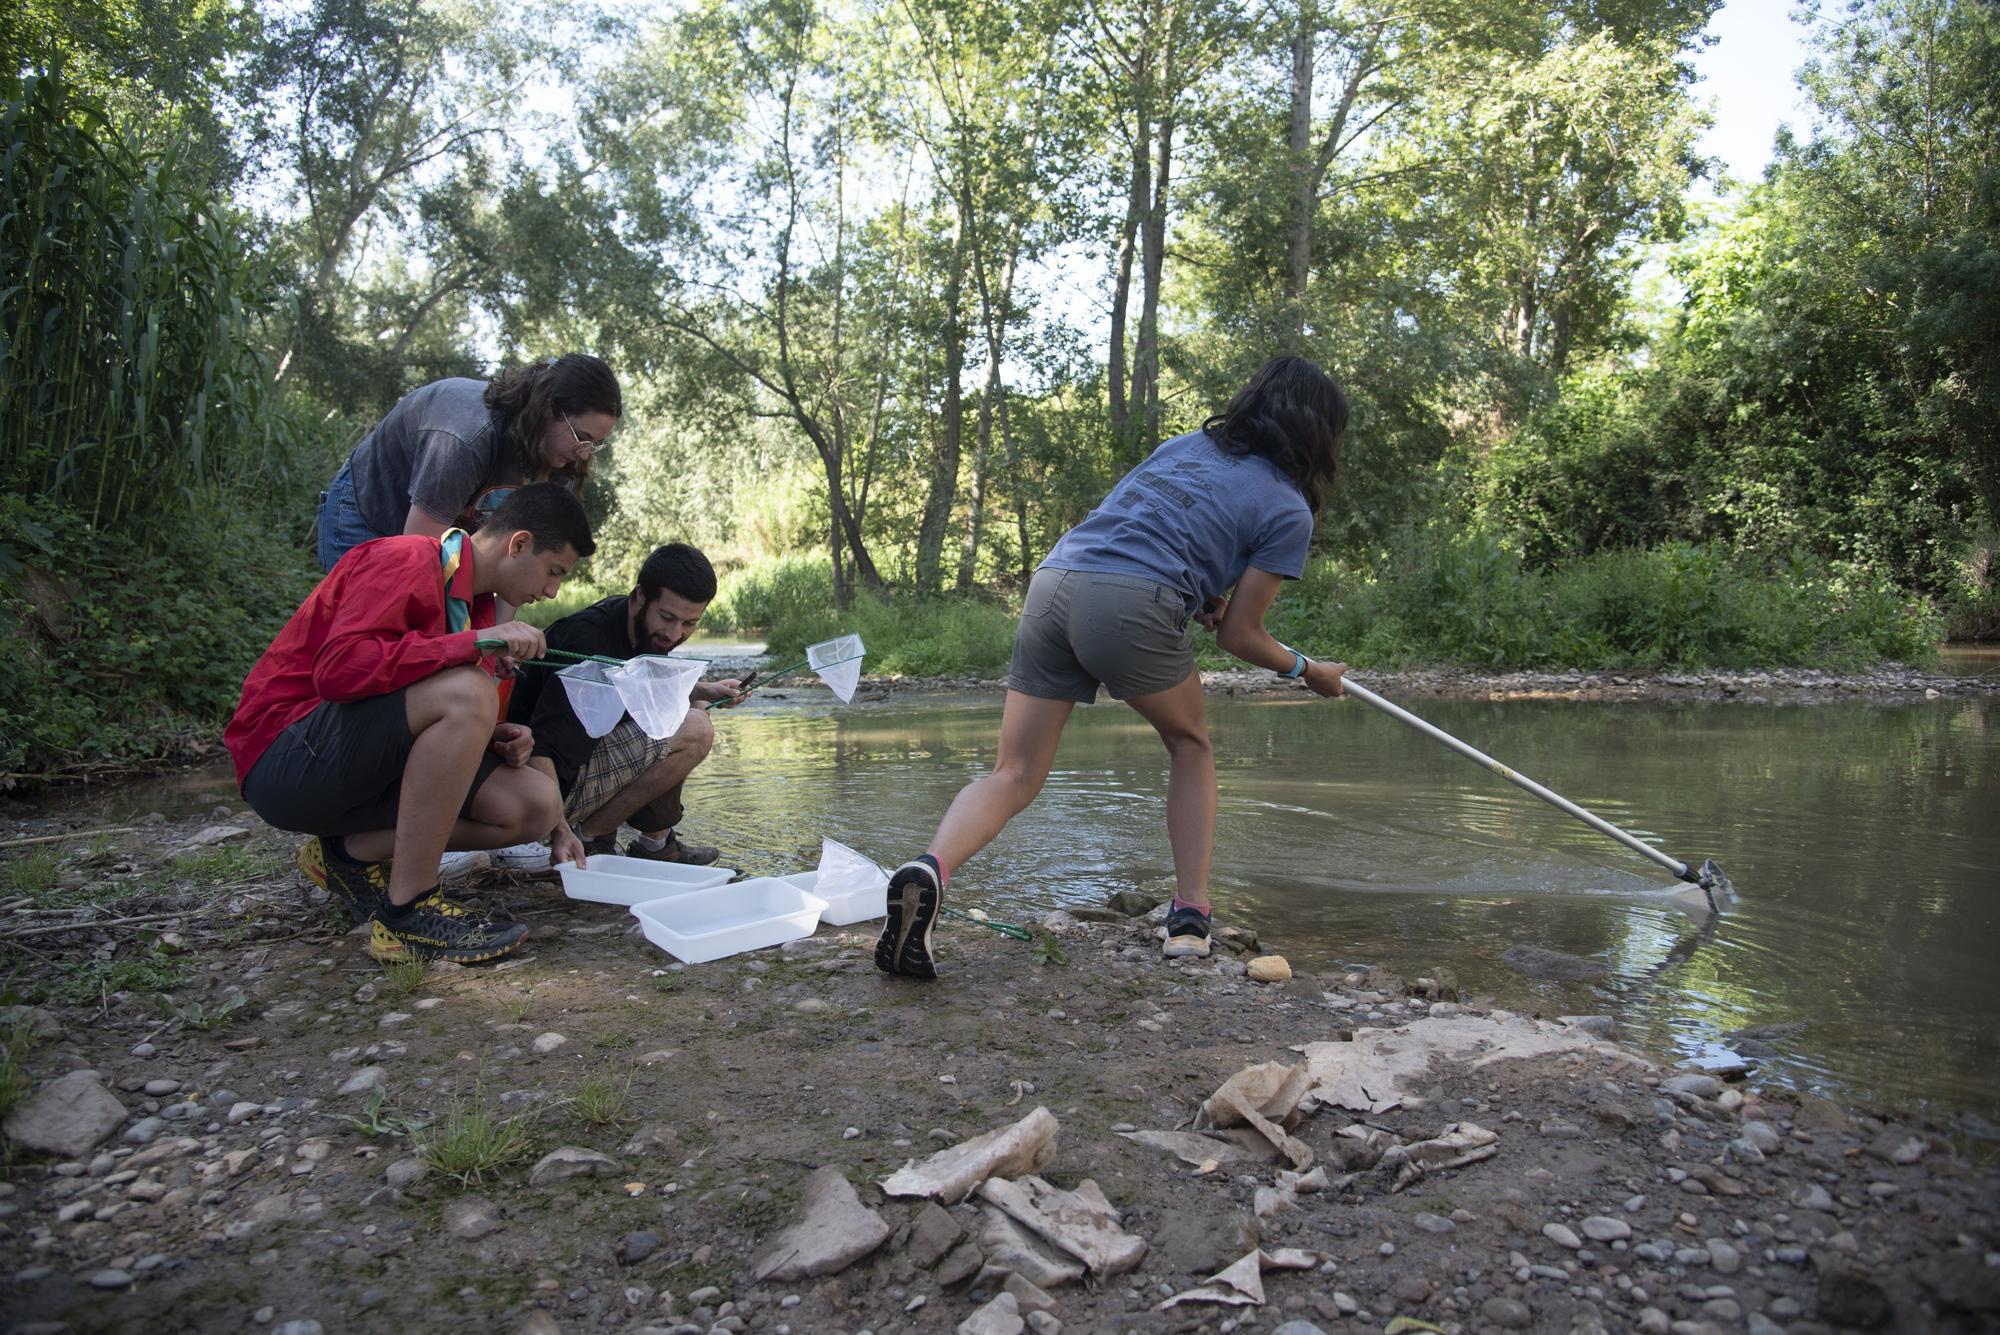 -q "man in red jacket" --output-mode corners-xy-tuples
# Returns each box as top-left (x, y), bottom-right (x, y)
(226, 482), (594, 963)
